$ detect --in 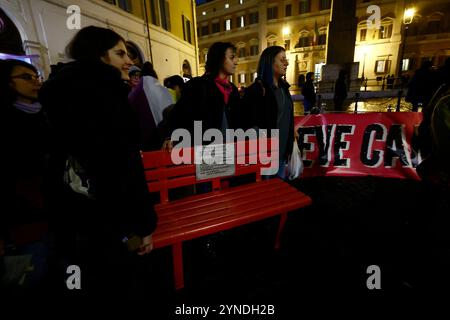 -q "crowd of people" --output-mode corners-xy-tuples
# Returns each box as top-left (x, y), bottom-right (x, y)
(0, 26), (295, 298)
(1, 24), (449, 298)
